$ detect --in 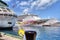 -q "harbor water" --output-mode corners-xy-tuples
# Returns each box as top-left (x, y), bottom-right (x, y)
(36, 26), (60, 40)
(23, 26), (60, 40)
(0, 26), (60, 40)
